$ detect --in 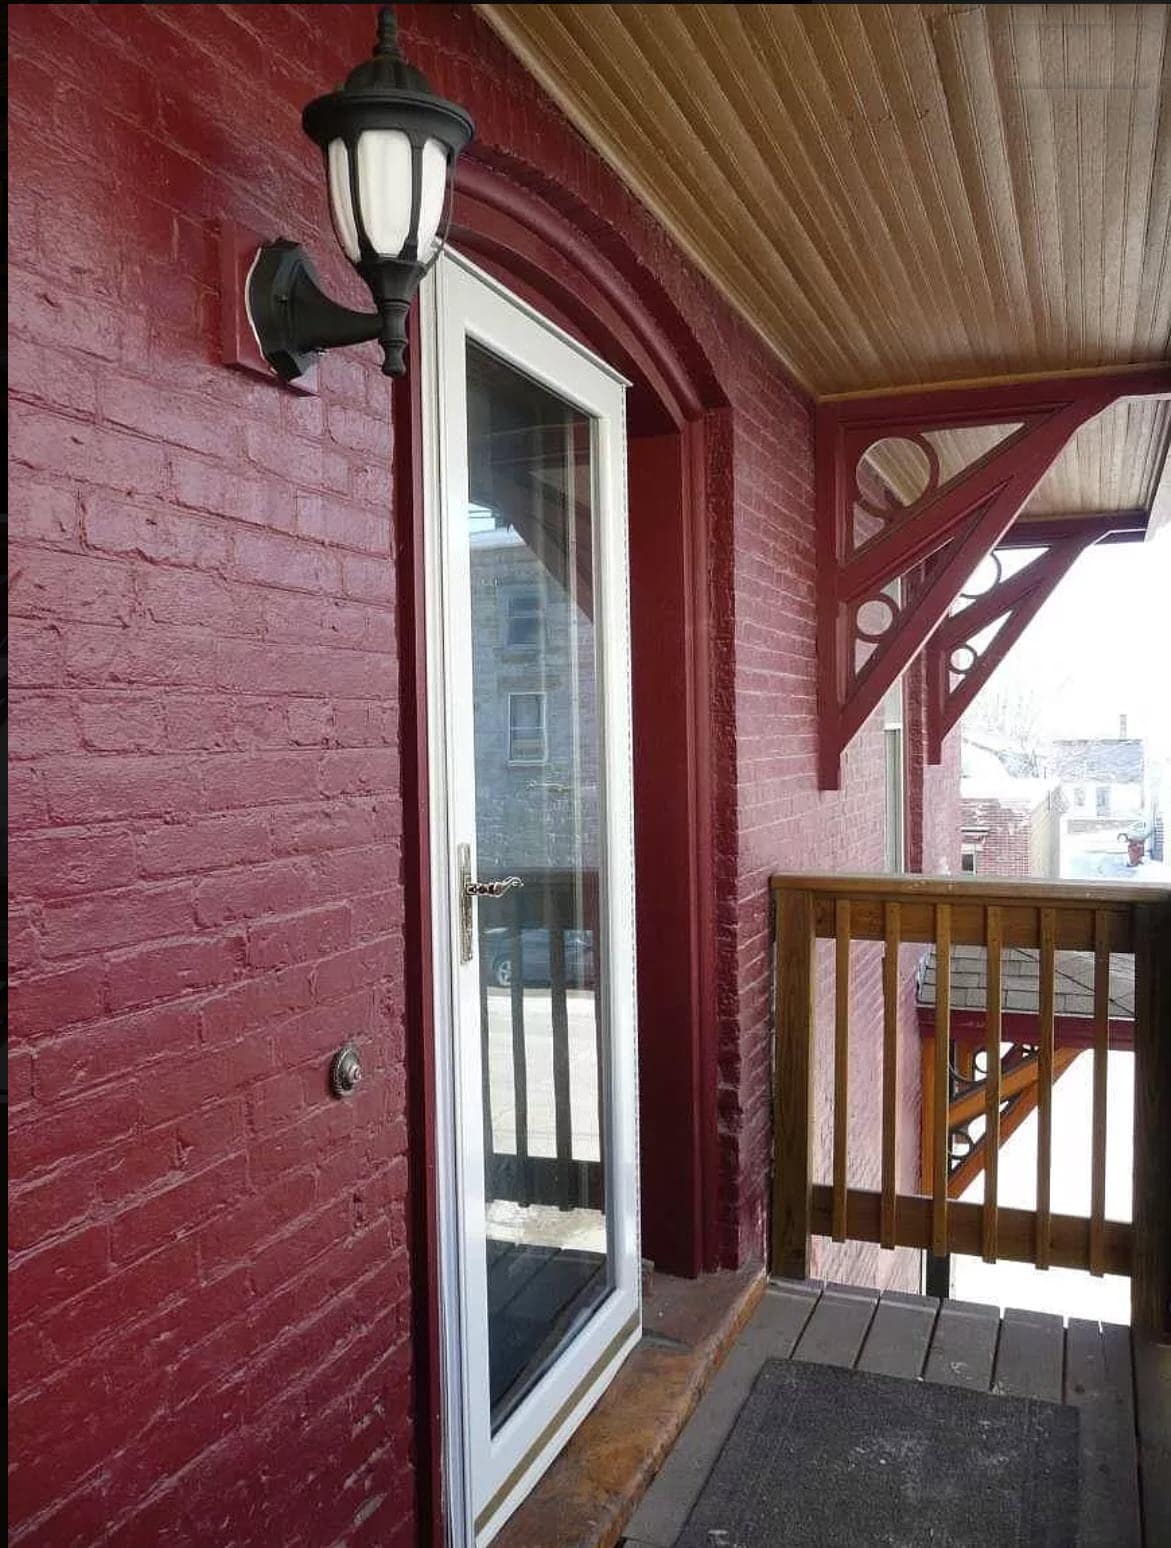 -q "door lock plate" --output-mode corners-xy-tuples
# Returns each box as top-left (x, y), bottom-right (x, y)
(457, 844), (524, 963)
(458, 843), (473, 963)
